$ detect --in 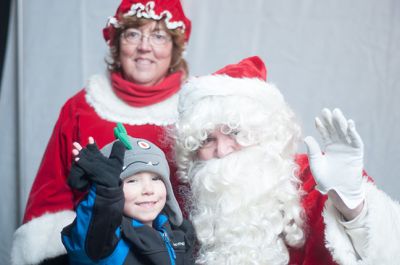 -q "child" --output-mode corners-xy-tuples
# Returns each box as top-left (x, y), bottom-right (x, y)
(61, 126), (194, 265)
